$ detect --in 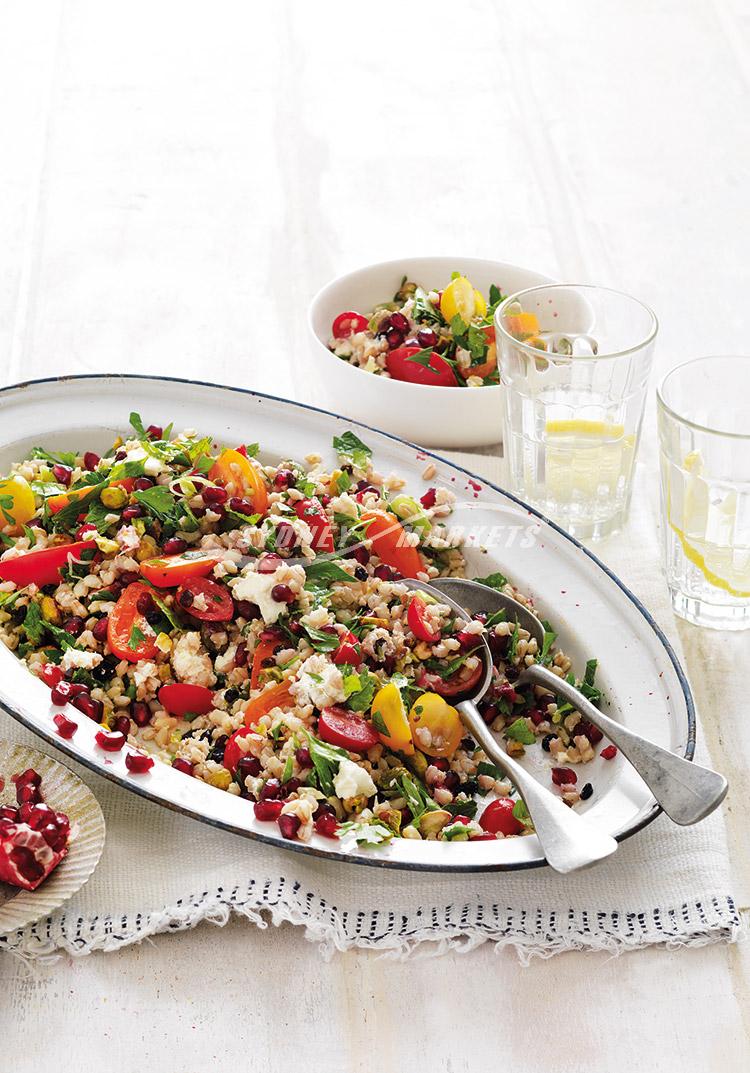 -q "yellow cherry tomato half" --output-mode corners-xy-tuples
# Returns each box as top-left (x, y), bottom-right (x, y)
(208, 449), (269, 515)
(371, 682), (414, 755)
(408, 692), (463, 759)
(440, 276), (476, 324)
(0, 475), (36, 529)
